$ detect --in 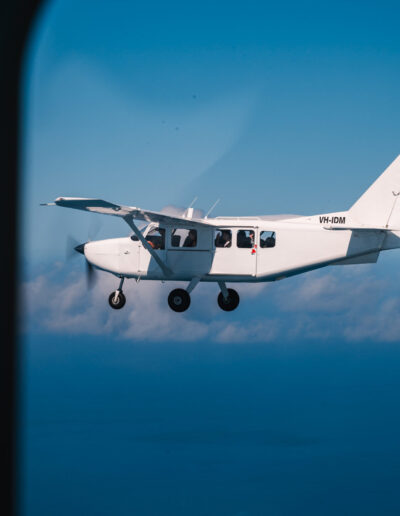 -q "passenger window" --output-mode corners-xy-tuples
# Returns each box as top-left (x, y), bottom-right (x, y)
(260, 231), (276, 248)
(215, 229), (232, 248)
(146, 227), (165, 249)
(237, 230), (255, 248)
(171, 228), (197, 248)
